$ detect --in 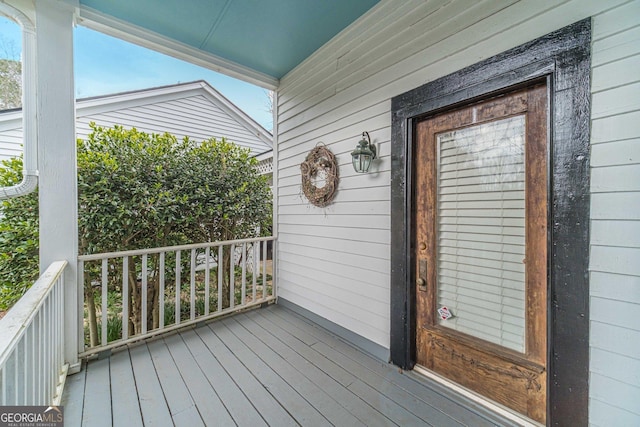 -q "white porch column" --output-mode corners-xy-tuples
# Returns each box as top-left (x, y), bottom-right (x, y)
(35, 1), (80, 373)
(271, 91), (278, 298)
